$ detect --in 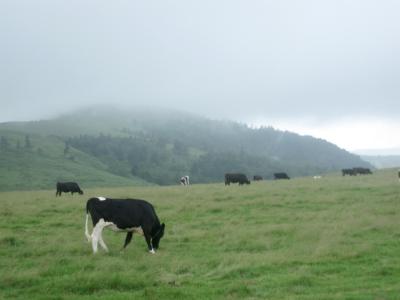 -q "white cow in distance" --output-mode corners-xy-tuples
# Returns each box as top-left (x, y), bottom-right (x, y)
(180, 175), (190, 186)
